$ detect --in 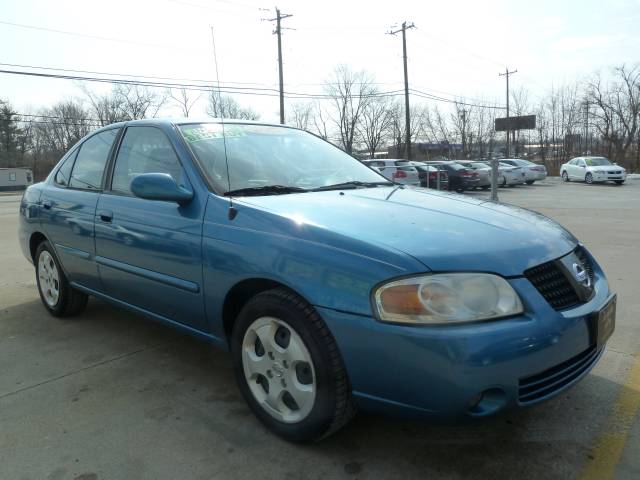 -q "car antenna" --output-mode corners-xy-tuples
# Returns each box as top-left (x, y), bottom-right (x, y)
(210, 26), (237, 220)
